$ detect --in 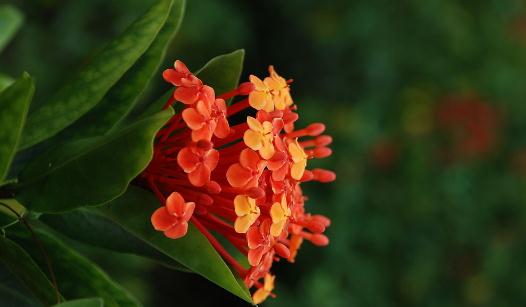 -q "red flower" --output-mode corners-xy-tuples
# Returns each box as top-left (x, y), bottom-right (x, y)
(163, 60), (209, 105)
(141, 61), (335, 304)
(247, 219), (276, 266)
(162, 60), (193, 87)
(182, 90), (230, 141)
(177, 141), (219, 187)
(226, 149), (266, 189)
(436, 94), (500, 161)
(151, 192), (195, 239)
